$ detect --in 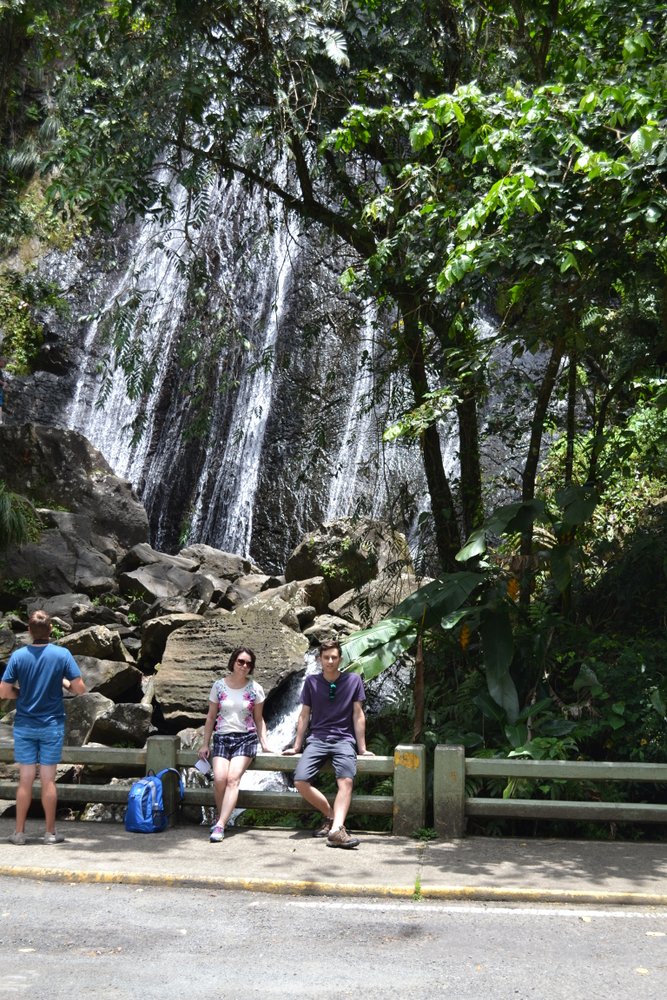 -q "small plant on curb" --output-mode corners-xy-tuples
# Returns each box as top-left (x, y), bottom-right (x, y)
(414, 827), (438, 842)
(413, 876), (423, 901)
